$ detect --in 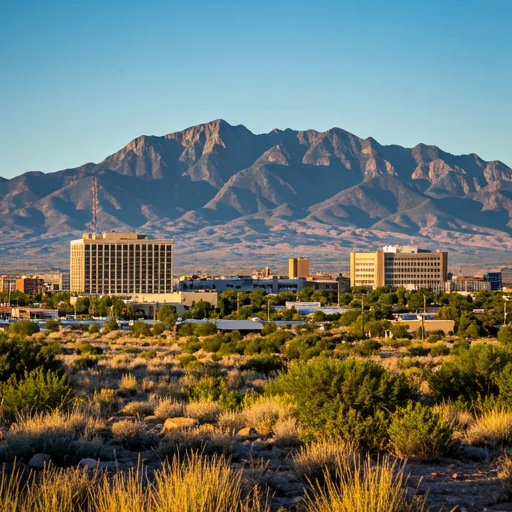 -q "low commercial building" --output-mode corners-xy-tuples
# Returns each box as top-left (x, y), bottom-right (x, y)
(177, 276), (306, 294)
(445, 278), (491, 293)
(350, 245), (448, 290)
(389, 318), (455, 335)
(178, 319), (264, 334)
(11, 307), (59, 320)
